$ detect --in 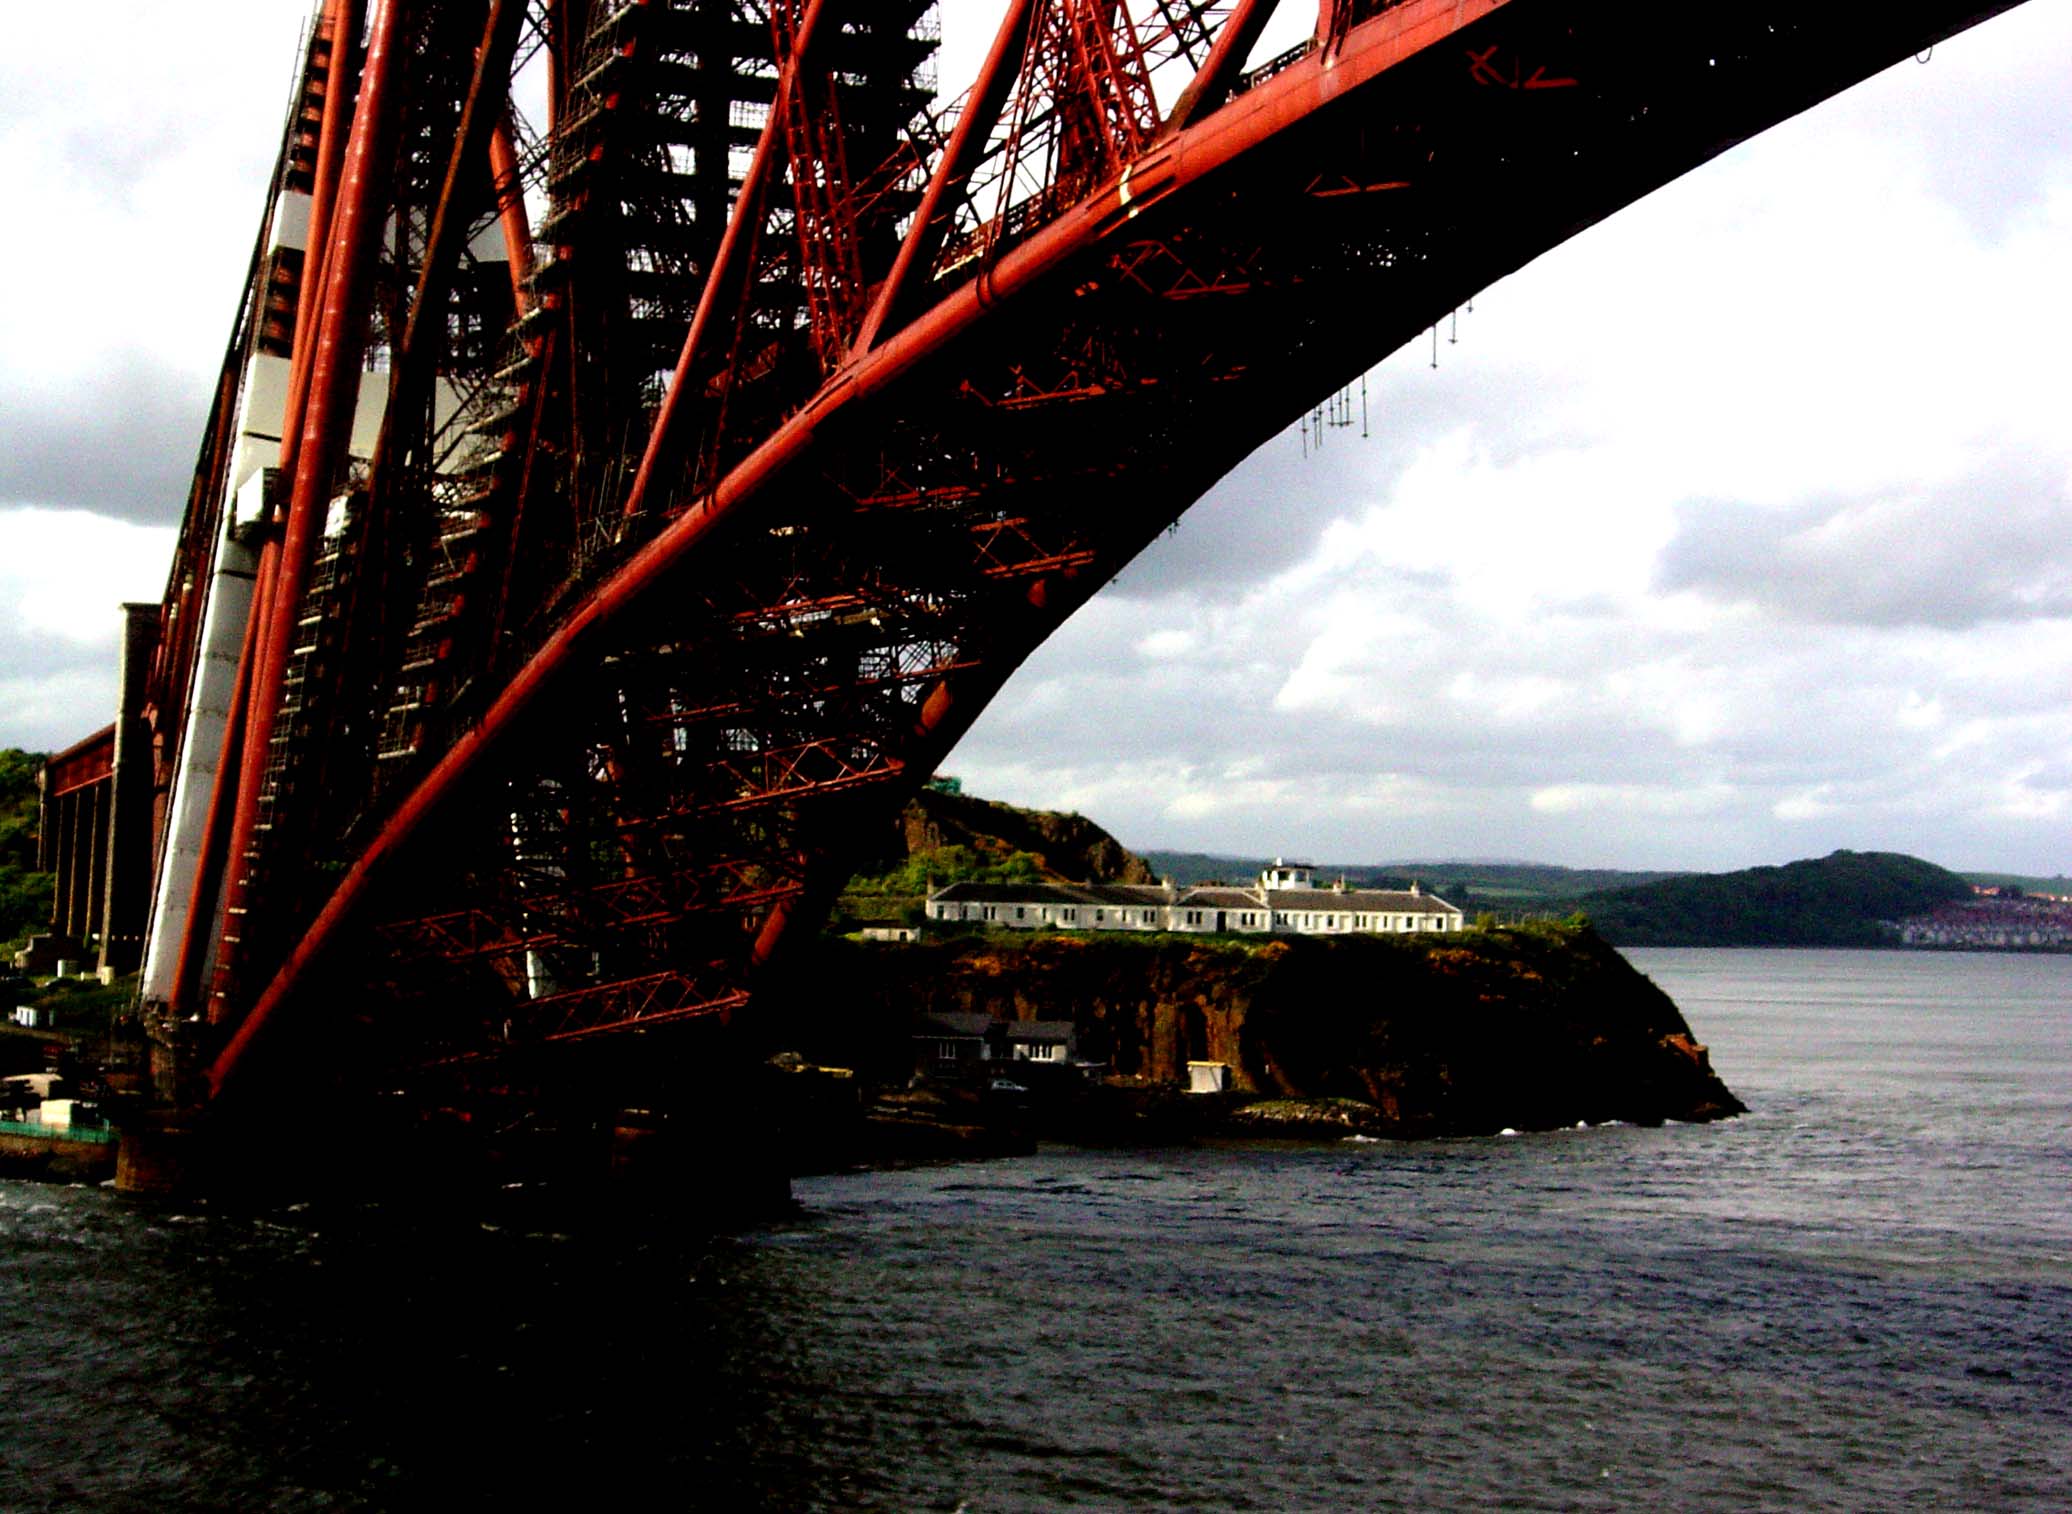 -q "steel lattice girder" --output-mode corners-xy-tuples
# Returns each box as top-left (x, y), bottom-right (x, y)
(179, 0), (2027, 1099)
